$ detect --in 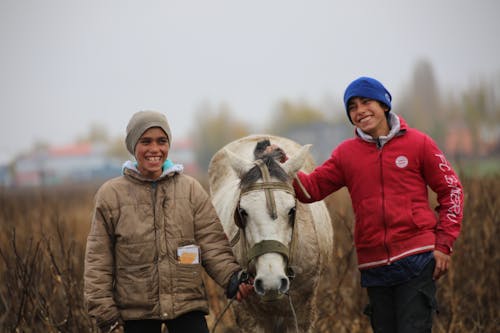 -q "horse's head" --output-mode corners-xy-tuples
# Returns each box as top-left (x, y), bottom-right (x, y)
(224, 140), (311, 299)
